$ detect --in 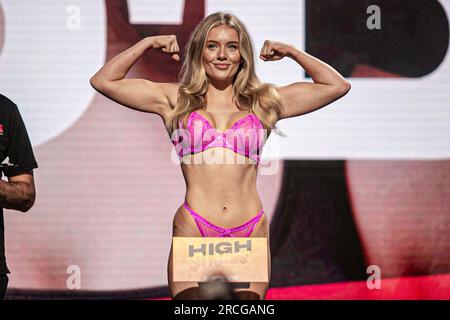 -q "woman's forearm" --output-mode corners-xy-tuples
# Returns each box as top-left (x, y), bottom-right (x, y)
(91, 37), (157, 82)
(0, 180), (35, 212)
(287, 47), (350, 87)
